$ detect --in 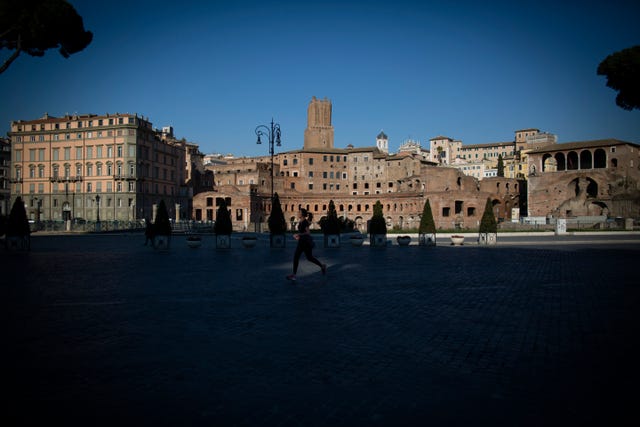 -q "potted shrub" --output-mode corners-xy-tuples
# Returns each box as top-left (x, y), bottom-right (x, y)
(241, 234), (258, 248)
(320, 200), (341, 248)
(368, 200), (387, 247)
(478, 198), (498, 245)
(450, 235), (465, 245)
(214, 198), (232, 249)
(5, 197), (31, 251)
(418, 198), (437, 246)
(186, 234), (202, 248)
(396, 235), (411, 246)
(350, 232), (365, 246)
(154, 200), (172, 249)
(268, 193), (287, 248)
